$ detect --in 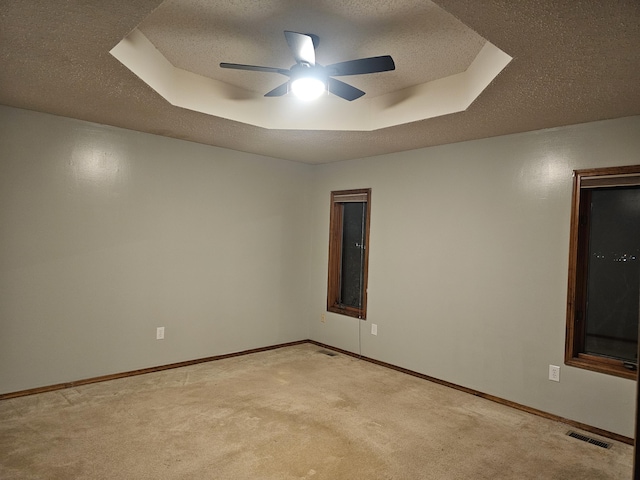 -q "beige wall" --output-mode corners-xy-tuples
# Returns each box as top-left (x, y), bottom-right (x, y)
(308, 116), (640, 438)
(0, 106), (312, 394)
(1, 104), (639, 438)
